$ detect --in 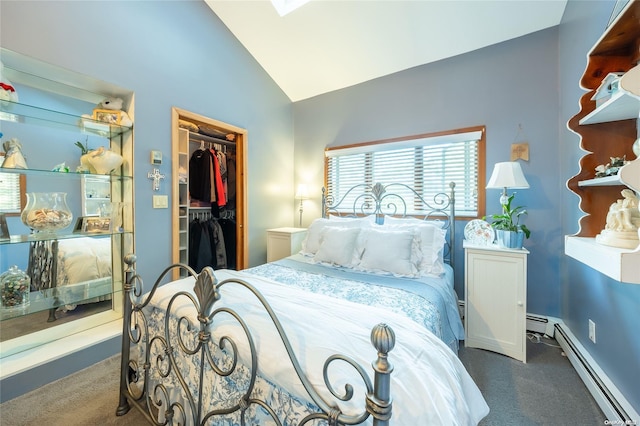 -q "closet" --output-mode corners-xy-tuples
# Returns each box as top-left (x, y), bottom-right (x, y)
(171, 108), (247, 279)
